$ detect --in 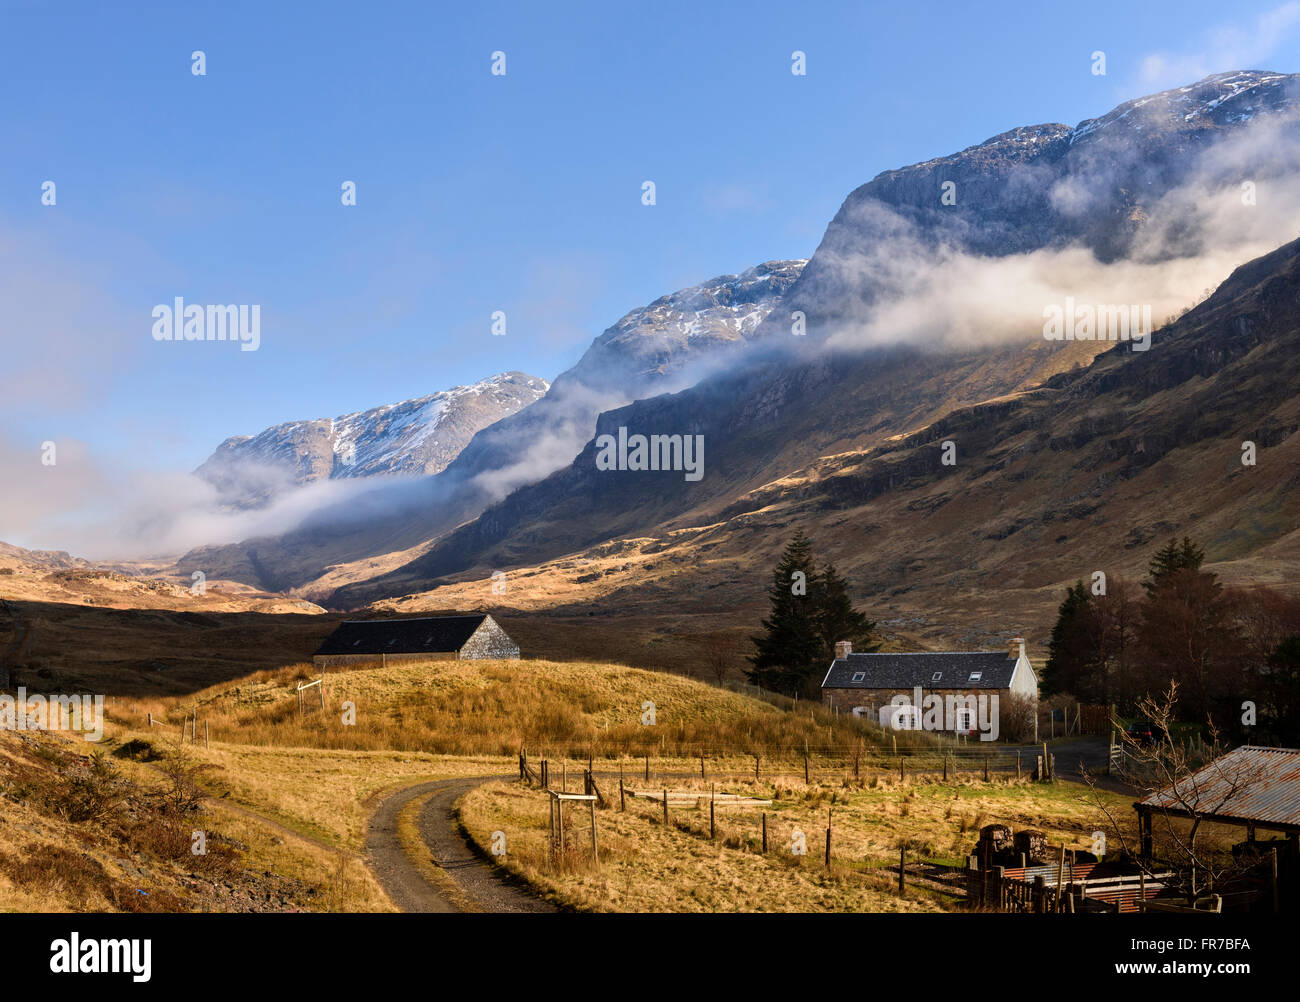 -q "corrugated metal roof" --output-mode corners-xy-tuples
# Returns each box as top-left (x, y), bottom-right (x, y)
(1137, 746), (1300, 828)
(313, 615), (489, 655)
(822, 651), (1018, 690)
